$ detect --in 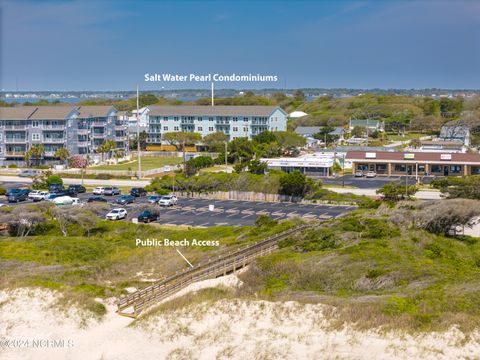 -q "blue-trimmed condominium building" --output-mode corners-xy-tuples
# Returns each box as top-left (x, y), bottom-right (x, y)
(146, 105), (287, 143)
(0, 106), (128, 166)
